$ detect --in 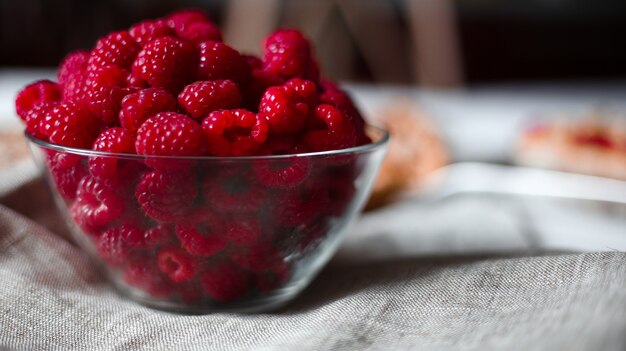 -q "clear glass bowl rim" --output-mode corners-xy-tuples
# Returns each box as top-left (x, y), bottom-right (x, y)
(25, 125), (389, 161)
